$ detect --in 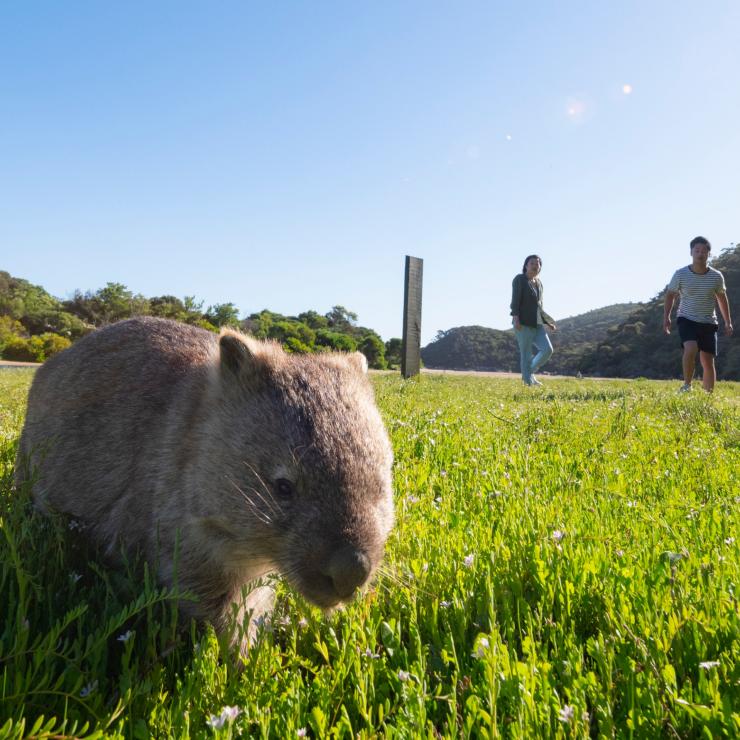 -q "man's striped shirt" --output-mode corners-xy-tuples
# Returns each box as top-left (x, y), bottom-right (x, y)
(667, 265), (726, 324)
